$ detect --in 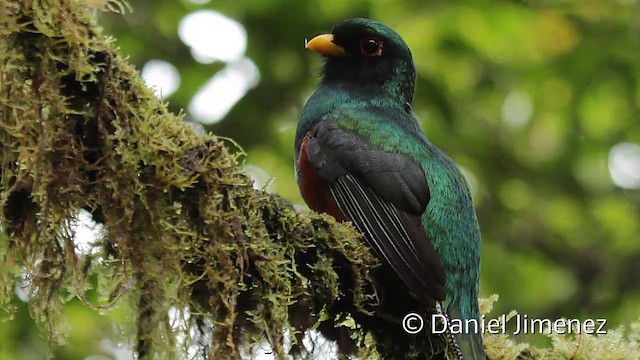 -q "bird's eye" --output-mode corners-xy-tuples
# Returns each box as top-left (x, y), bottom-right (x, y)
(359, 37), (383, 57)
